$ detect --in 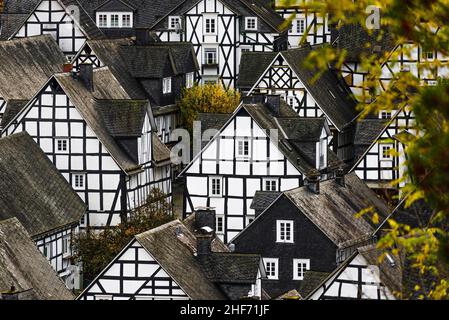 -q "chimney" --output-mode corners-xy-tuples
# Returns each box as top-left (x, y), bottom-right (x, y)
(135, 28), (154, 46)
(336, 168), (345, 187)
(265, 94), (281, 117)
(78, 64), (94, 91)
(306, 175), (320, 194)
(196, 233), (213, 256)
(63, 63), (73, 73)
(194, 207), (216, 232)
